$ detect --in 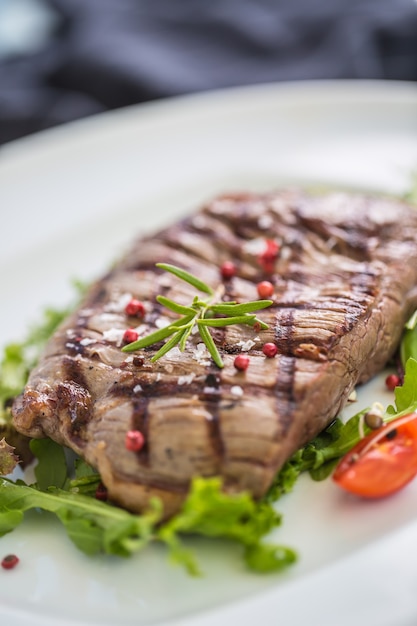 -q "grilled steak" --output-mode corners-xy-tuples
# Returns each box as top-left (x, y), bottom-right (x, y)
(12, 189), (417, 518)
